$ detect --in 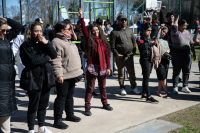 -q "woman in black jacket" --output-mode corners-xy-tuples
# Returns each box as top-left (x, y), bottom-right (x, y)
(20, 22), (57, 133)
(0, 17), (21, 133)
(138, 23), (159, 104)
